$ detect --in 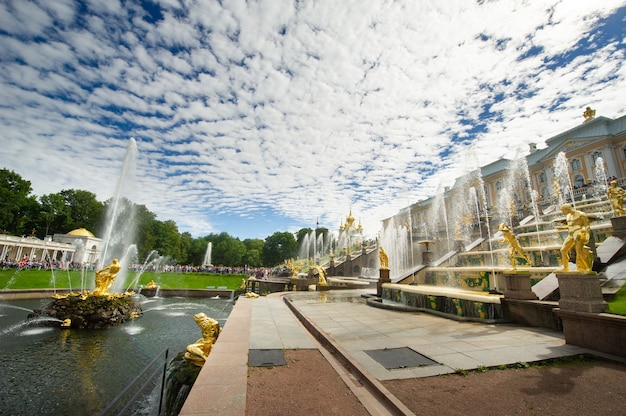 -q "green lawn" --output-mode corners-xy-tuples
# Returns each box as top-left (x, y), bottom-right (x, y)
(607, 284), (626, 315)
(0, 268), (247, 291)
(2, 268), (626, 316)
